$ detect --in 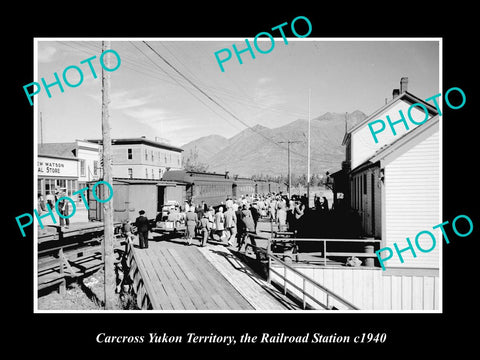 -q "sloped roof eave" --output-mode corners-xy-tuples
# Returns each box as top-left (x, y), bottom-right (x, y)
(346, 91), (439, 137)
(367, 115), (439, 166)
